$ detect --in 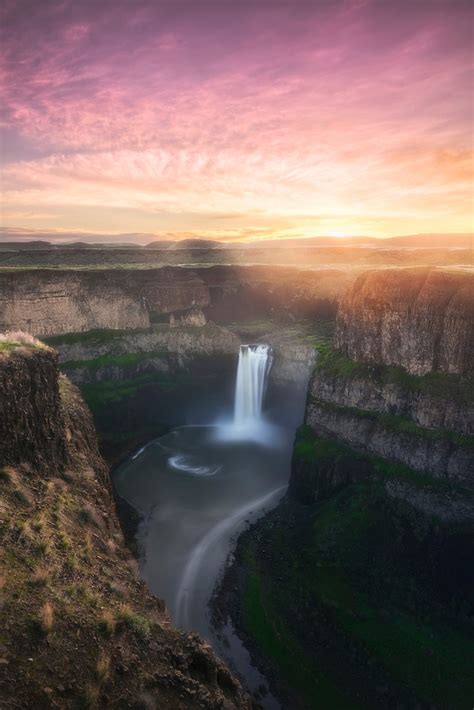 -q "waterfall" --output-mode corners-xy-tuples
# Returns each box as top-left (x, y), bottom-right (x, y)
(234, 344), (272, 425)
